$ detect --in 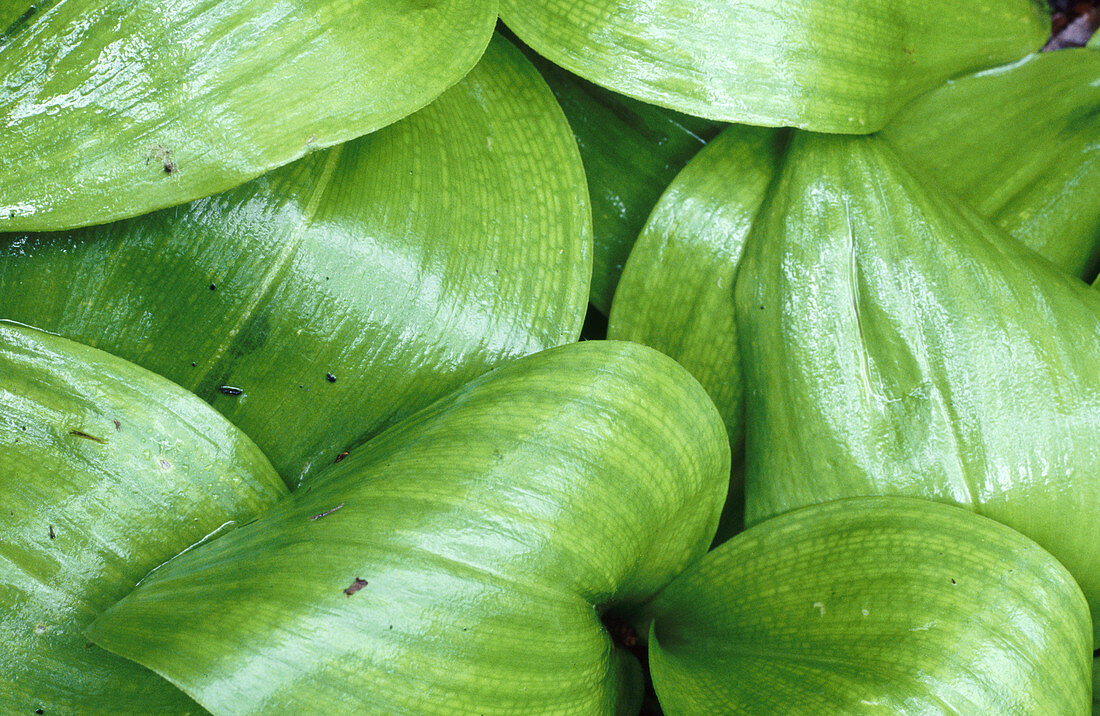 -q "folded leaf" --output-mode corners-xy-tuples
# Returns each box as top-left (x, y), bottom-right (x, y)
(645, 498), (1093, 714)
(525, 51), (721, 312)
(500, 0), (1048, 132)
(608, 126), (785, 538)
(0, 0), (496, 231)
(87, 341), (730, 713)
(0, 35), (590, 486)
(0, 321), (287, 713)
(736, 133), (1100, 643)
(885, 49), (1100, 279)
